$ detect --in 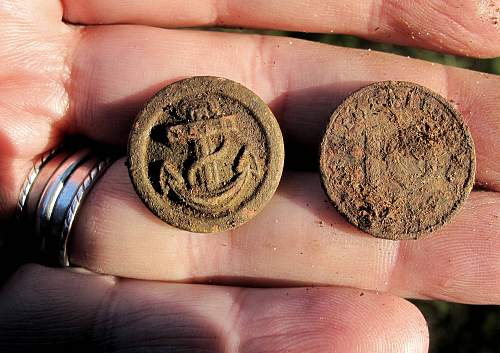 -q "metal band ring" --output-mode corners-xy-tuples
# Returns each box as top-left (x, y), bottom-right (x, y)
(57, 156), (114, 266)
(17, 144), (116, 267)
(36, 148), (92, 241)
(16, 145), (64, 220)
